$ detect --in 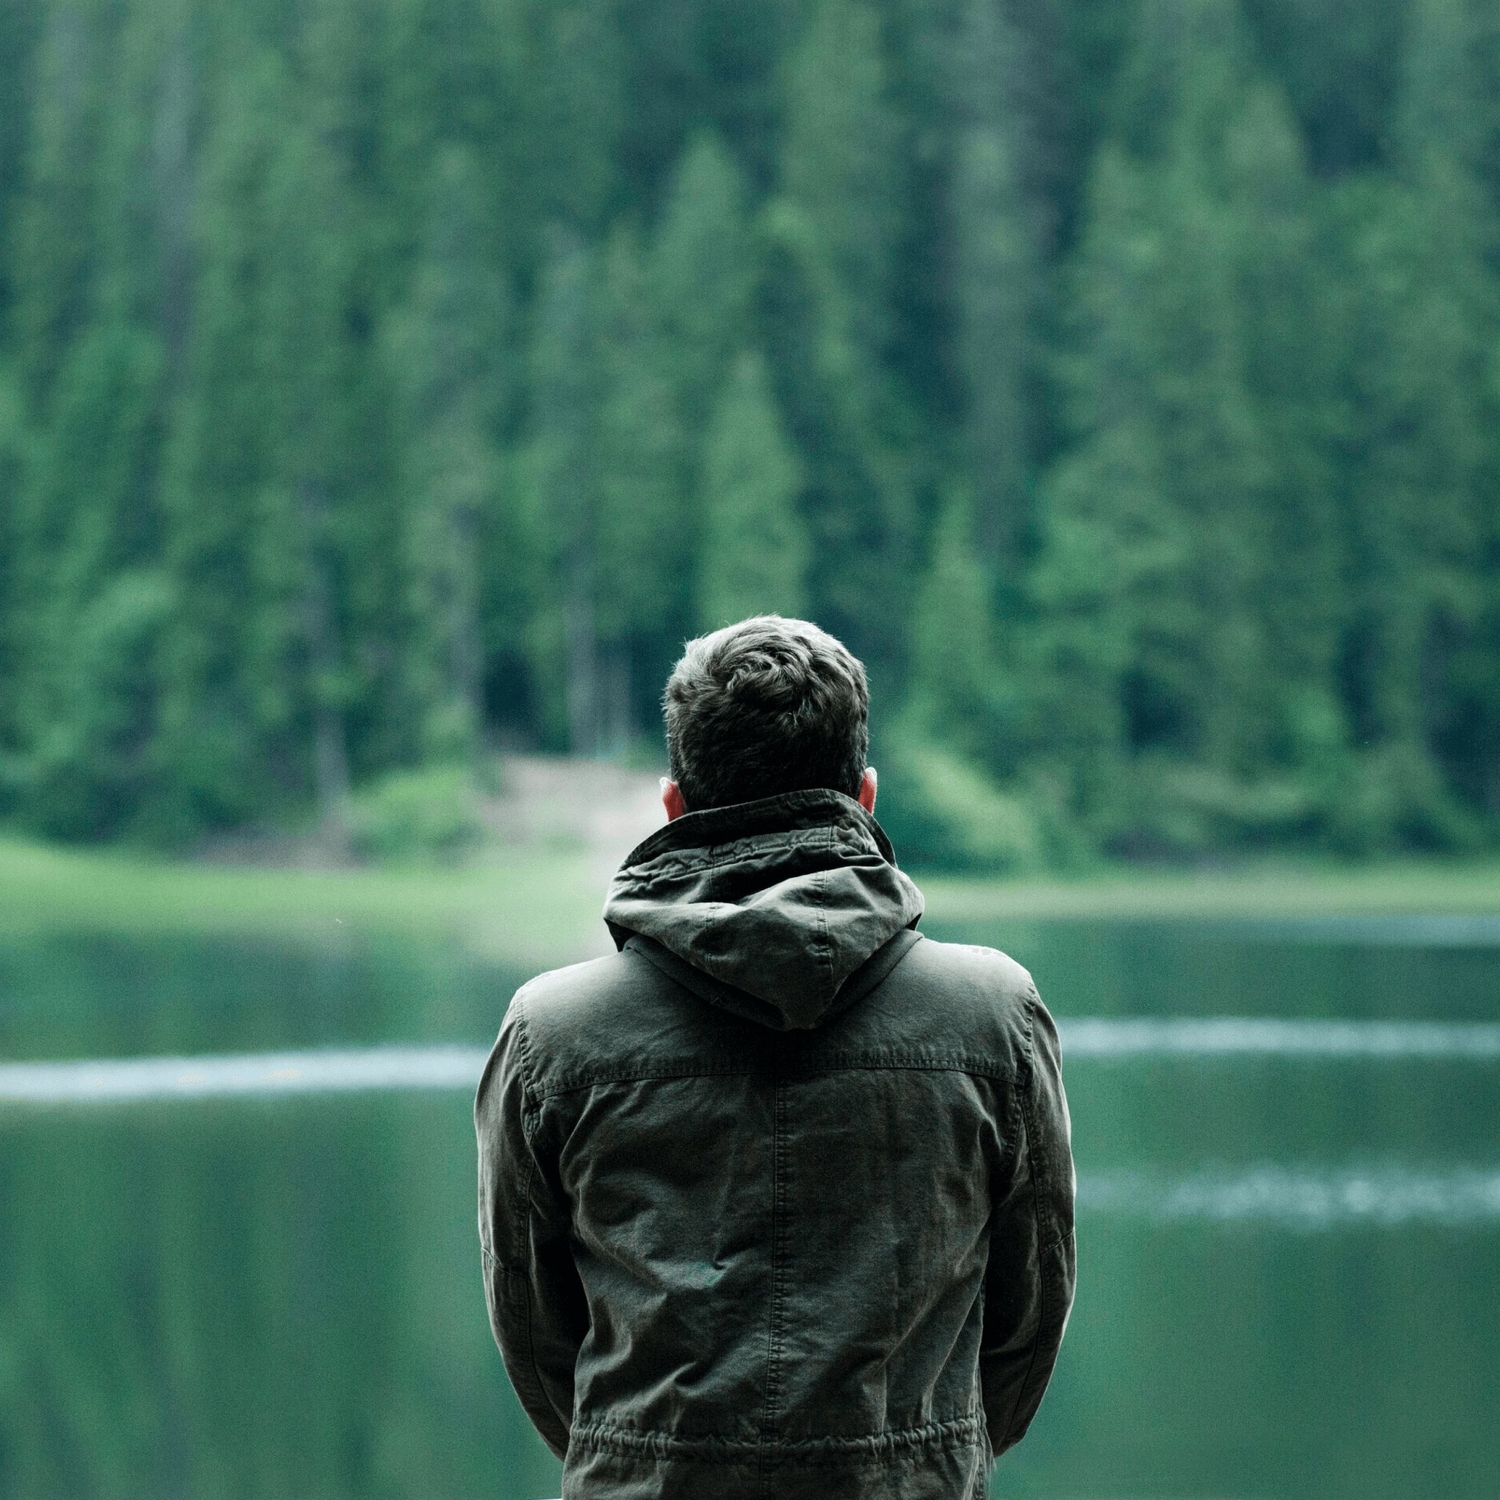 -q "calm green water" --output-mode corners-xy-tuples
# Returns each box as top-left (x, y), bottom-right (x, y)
(1, 916), (1497, 1499)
